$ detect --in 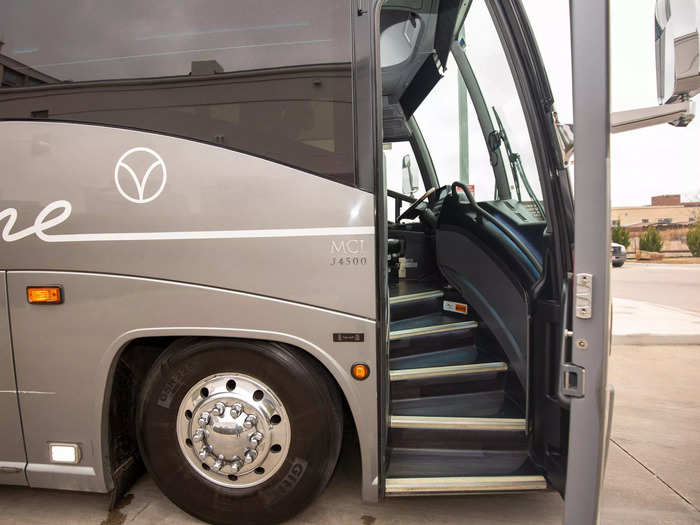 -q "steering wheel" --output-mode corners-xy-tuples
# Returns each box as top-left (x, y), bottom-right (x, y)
(397, 187), (436, 222)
